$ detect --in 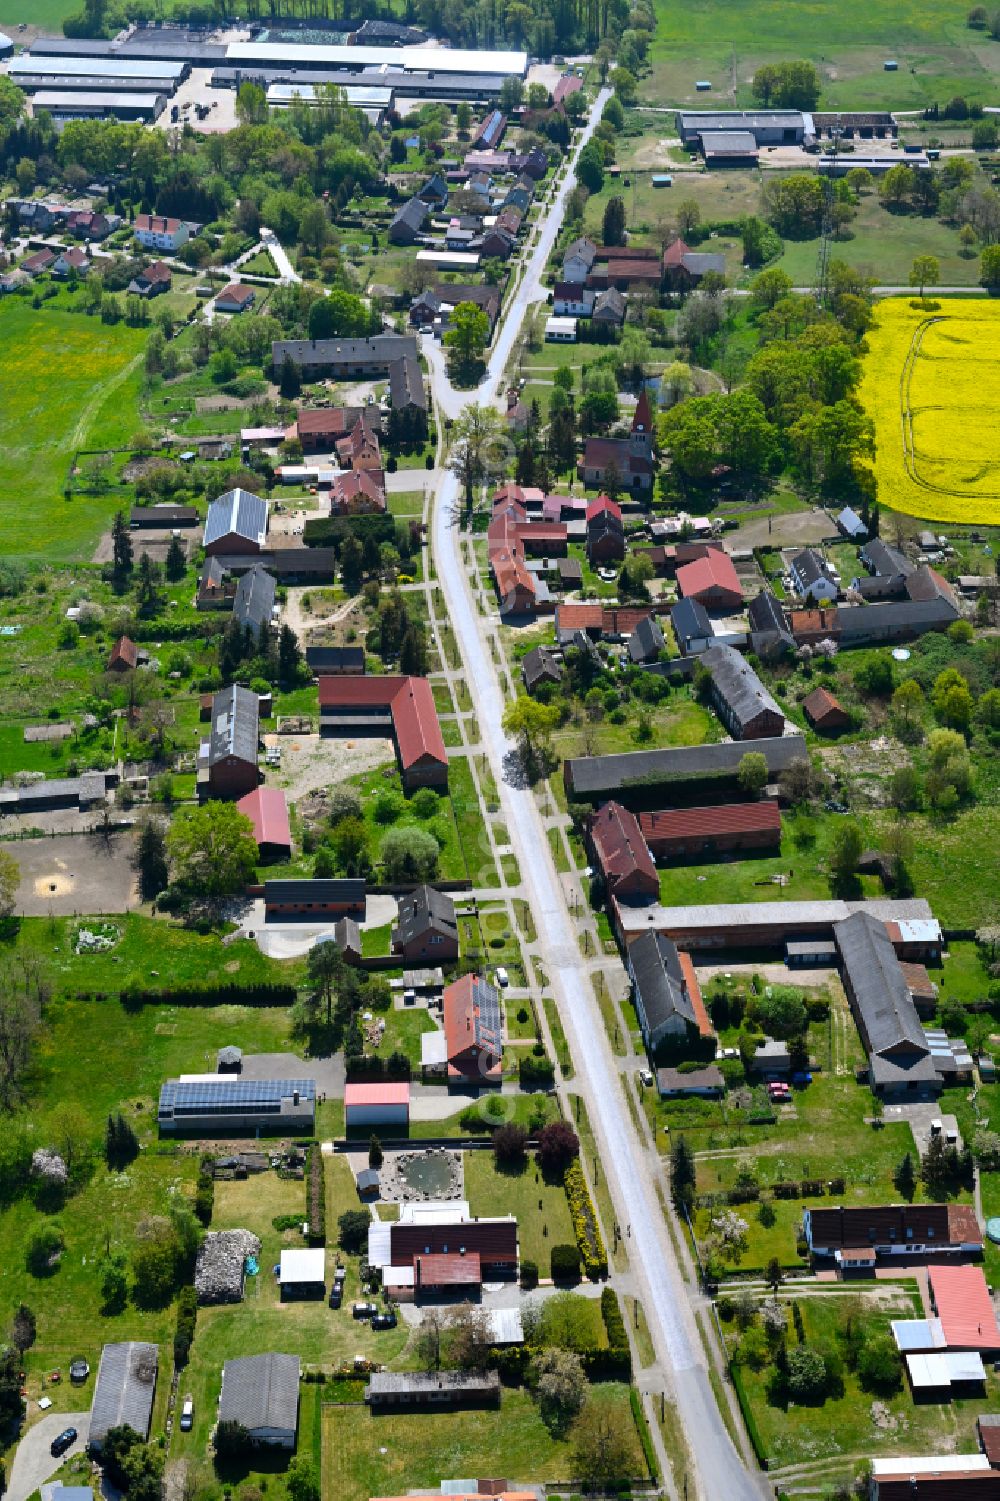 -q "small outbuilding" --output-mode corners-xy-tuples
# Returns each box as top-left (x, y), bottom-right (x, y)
(344, 1081), (410, 1129)
(802, 685), (852, 733)
(216, 1046), (243, 1074)
(278, 1248), (325, 1300)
